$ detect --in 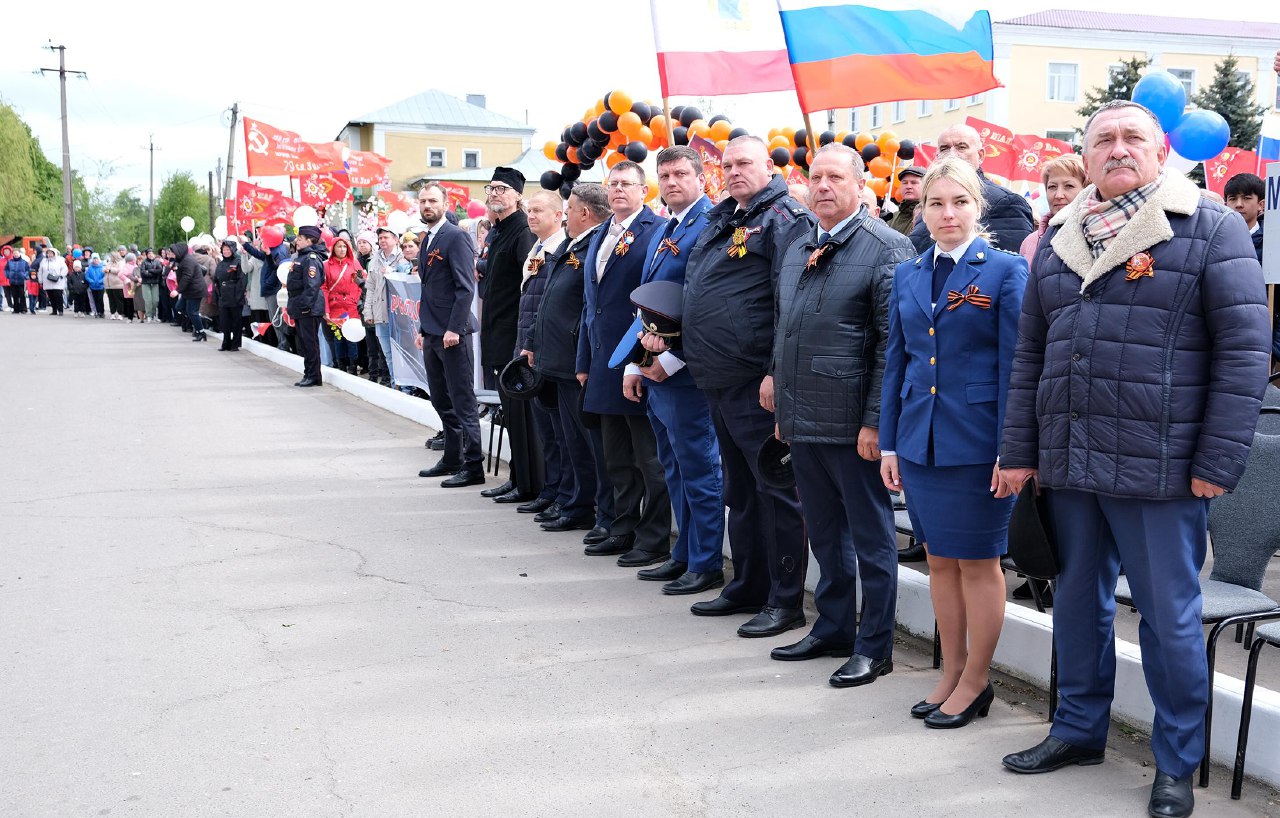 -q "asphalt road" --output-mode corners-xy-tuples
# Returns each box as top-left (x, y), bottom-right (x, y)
(2, 314), (1275, 818)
